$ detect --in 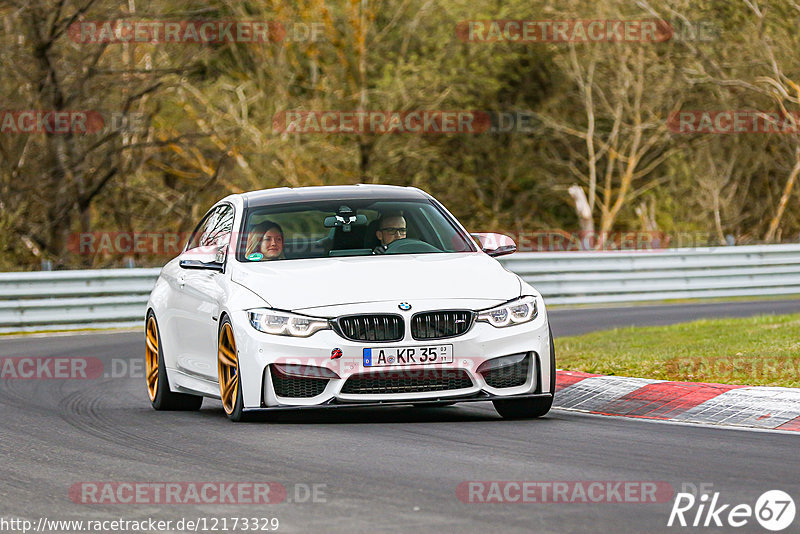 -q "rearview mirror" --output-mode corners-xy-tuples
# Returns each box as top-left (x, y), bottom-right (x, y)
(324, 214), (368, 228)
(471, 233), (517, 257)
